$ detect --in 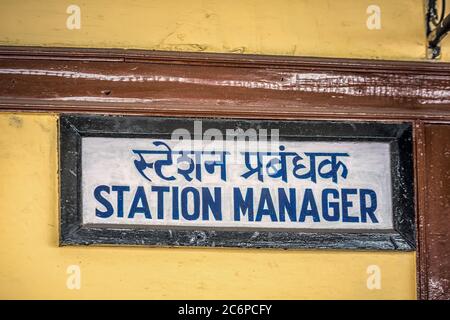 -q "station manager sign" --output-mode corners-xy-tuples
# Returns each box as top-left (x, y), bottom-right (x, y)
(83, 139), (390, 230)
(60, 115), (415, 250)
